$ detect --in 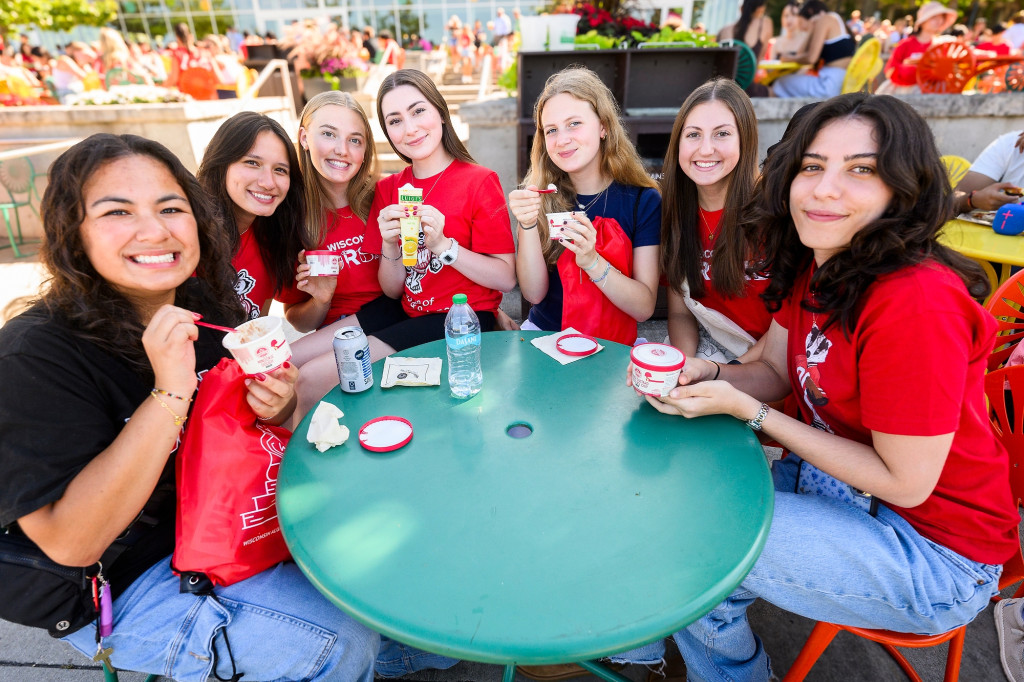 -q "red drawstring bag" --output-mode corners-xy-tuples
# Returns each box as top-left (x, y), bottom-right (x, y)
(173, 358), (292, 586)
(557, 216), (637, 345)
